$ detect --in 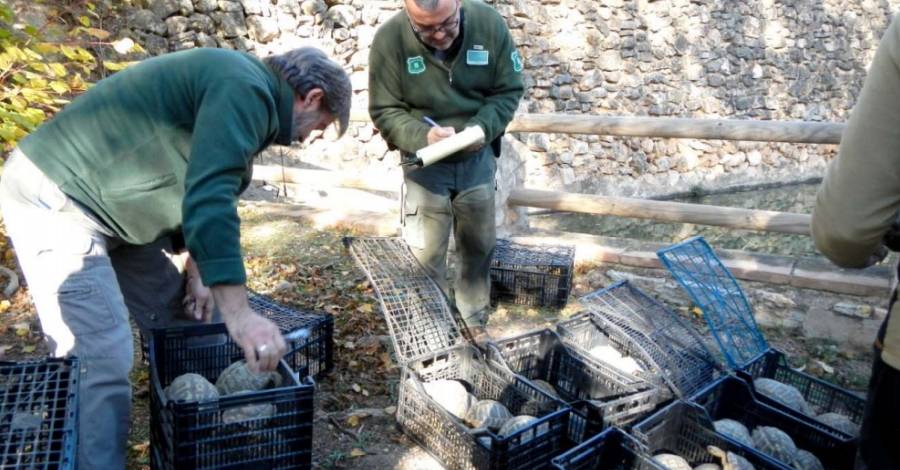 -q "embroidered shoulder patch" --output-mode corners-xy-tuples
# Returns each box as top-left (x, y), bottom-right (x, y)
(407, 56), (426, 74)
(510, 50), (523, 72)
